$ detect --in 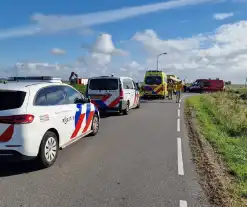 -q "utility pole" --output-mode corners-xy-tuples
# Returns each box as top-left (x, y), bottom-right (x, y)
(157, 53), (167, 70)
